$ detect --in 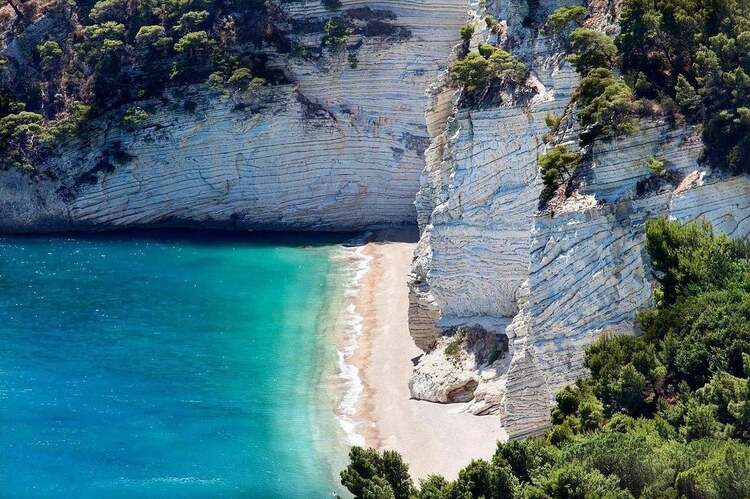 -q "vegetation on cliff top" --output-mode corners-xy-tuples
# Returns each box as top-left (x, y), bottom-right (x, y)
(538, 0), (750, 207)
(617, 0), (750, 173)
(340, 219), (750, 498)
(449, 18), (528, 105)
(0, 0), (283, 169)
